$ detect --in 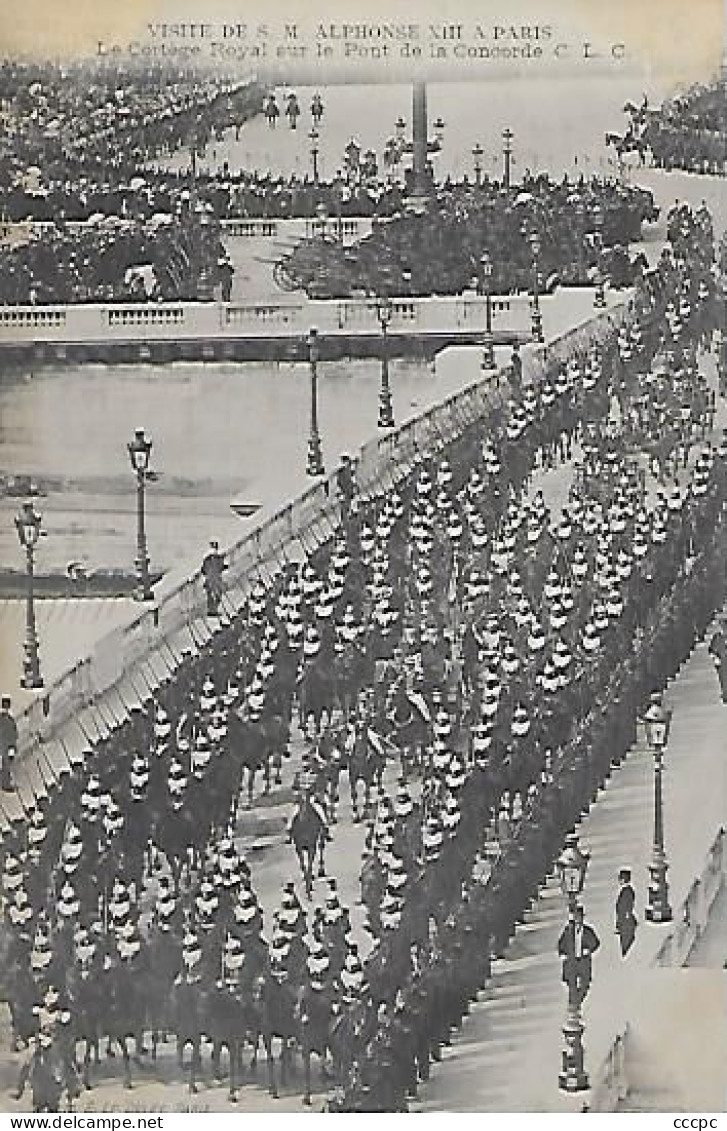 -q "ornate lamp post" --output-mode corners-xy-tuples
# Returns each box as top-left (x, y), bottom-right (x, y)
(309, 127), (320, 184)
(574, 200), (587, 283)
(127, 428), (154, 601)
(315, 201), (329, 240)
(15, 501), (44, 688)
(194, 202), (214, 302)
(556, 834), (591, 1093)
(592, 203), (607, 308)
(480, 251), (496, 370)
(386, 111), (445, 199)
(529, 231), (544, 343)
(306, 328), (325, 476)
(502, 127), (514, 189)
(377, 297), (395, 429)
(643, 694), (673, 923)
(472, 142), (484, 187)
